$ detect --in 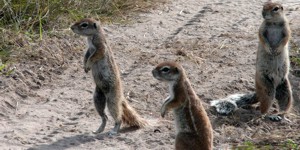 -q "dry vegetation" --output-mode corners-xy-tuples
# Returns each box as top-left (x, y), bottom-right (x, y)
(0, 0), (167, 114)
(0, 0), (299, 149)
(0, 0), (165, 69)
(290, 37), (300, 77)
(167, 39), (300, 149)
